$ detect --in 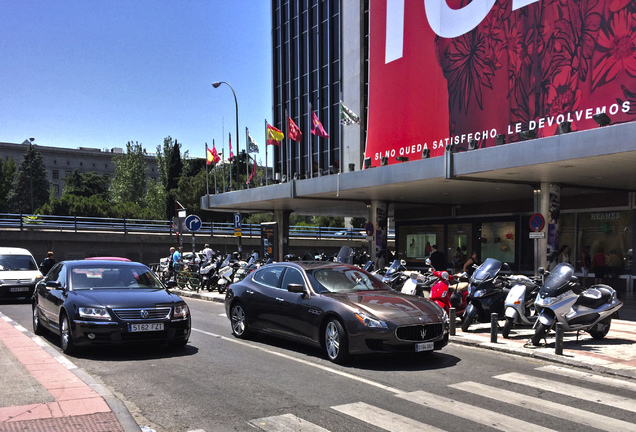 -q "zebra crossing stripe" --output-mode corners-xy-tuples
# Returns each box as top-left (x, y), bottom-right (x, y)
(248, 413), (329, 432)
(494, 372), (636, 413)
(332, 401), (446, 432)
(450, 381), (635, 432)
(536, 365), (636, 392)
(396, 390), (555, 432)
